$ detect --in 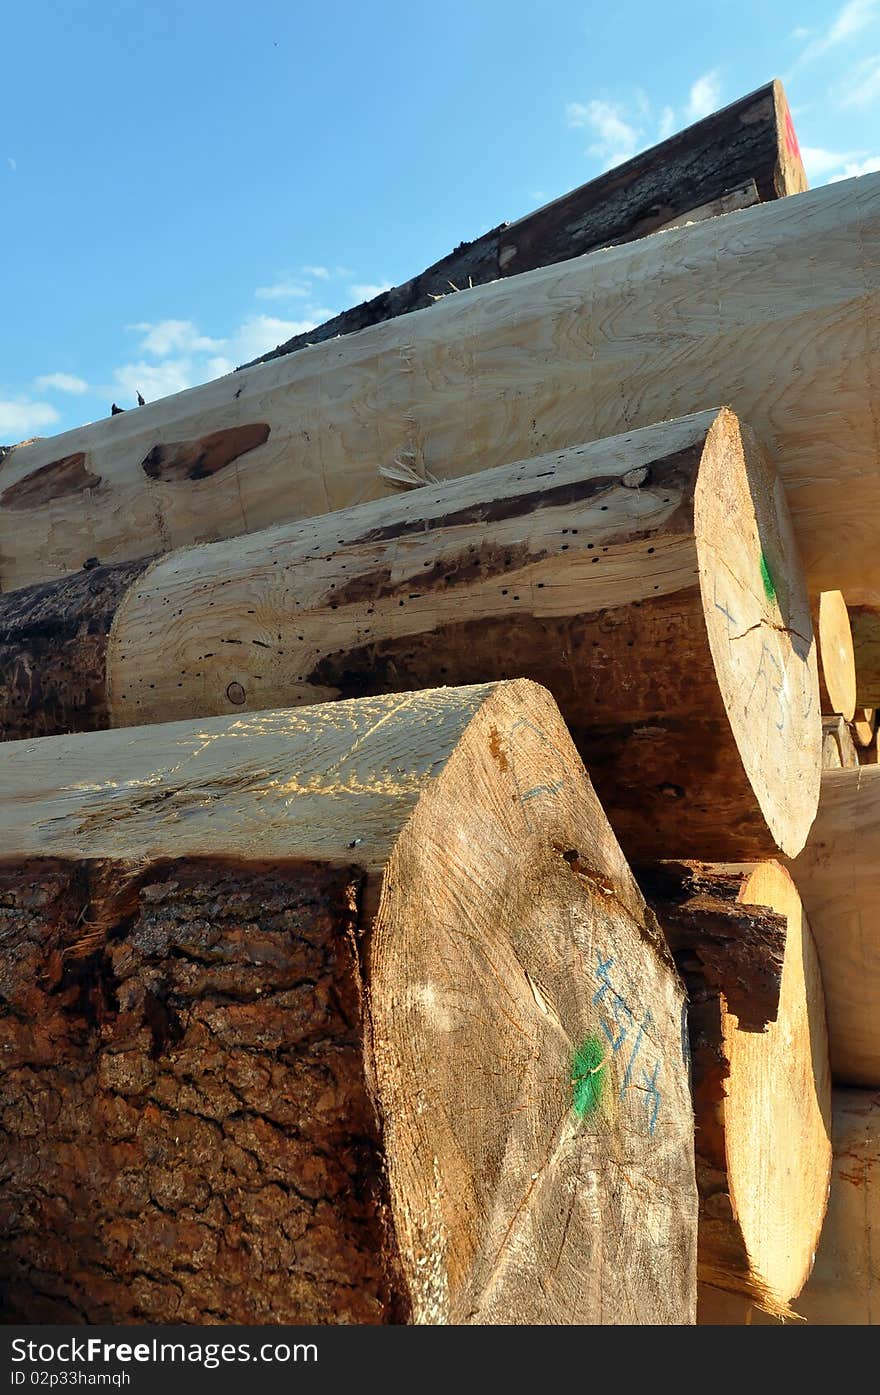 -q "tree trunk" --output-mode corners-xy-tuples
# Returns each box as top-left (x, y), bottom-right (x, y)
(822, 716), (858, 769)
(0, 409), (821, 862)
(644, 861), (832, 1318)
(238, 80), (805, 369)
(0, 679), (697, 1326)
(815, 591), (856, 720)
(789, 764), (880, 1085)
(1, 173), (878, 599)
(697, 1090), (880, 1324)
